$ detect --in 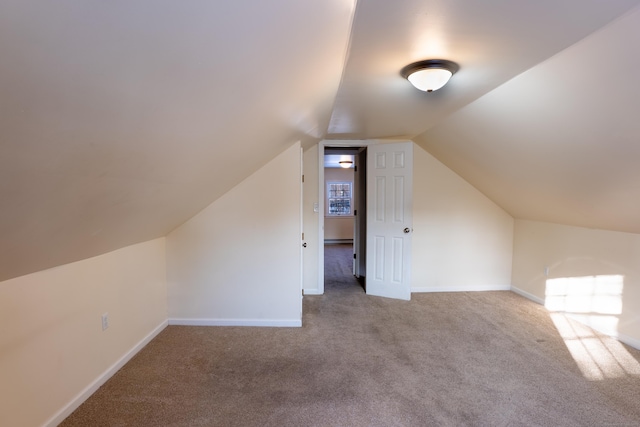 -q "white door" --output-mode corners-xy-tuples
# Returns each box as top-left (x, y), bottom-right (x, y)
(366, 142), (413, 300)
